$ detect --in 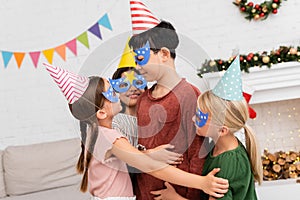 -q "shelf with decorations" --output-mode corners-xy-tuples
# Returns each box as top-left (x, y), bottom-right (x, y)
(201, 61), (300, 104)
